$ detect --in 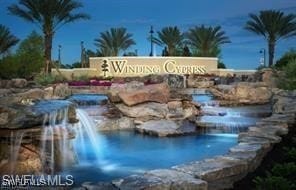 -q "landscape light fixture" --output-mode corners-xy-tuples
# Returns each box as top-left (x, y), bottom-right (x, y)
(58, 45), (62, 67)
(259, 48), (266, 67)
(149, 26), (154, 57)
(81, 41), (86, 68)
